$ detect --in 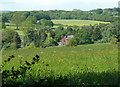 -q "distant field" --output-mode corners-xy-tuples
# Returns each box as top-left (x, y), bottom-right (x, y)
(52, 19), (110, 26)
(3, 20), (110, 36)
